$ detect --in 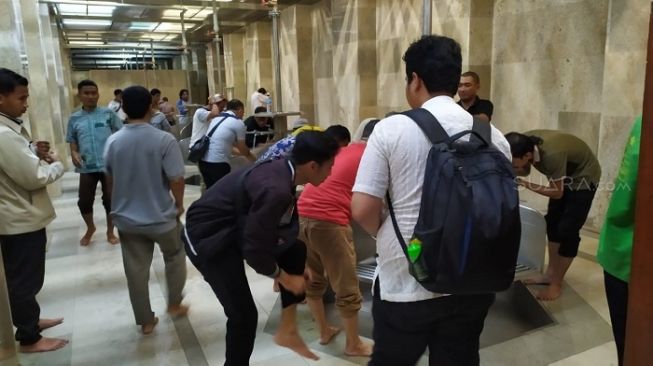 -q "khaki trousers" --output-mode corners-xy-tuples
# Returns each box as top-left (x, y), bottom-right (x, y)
(299, 217), (362, 318)
(119, 223), (186, 325)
